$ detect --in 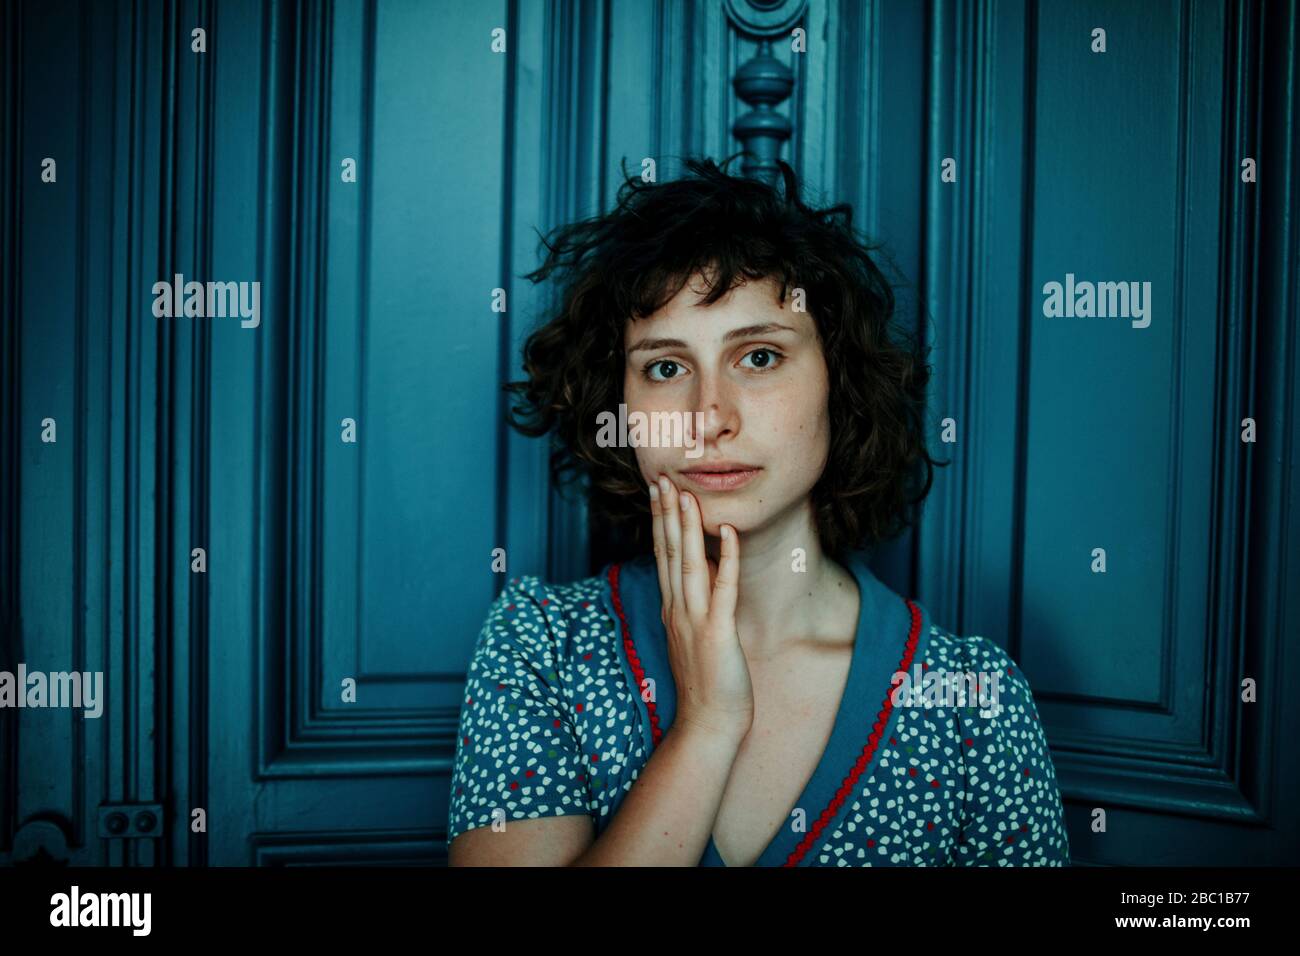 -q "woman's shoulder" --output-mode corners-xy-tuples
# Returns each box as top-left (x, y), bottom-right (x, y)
(486, 570), (611, 615)
(475, 569), (620, 664)
(921, 623), (1018, 672)
(919, 623), (1069, 865)
(917, 622), (1044, 716)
